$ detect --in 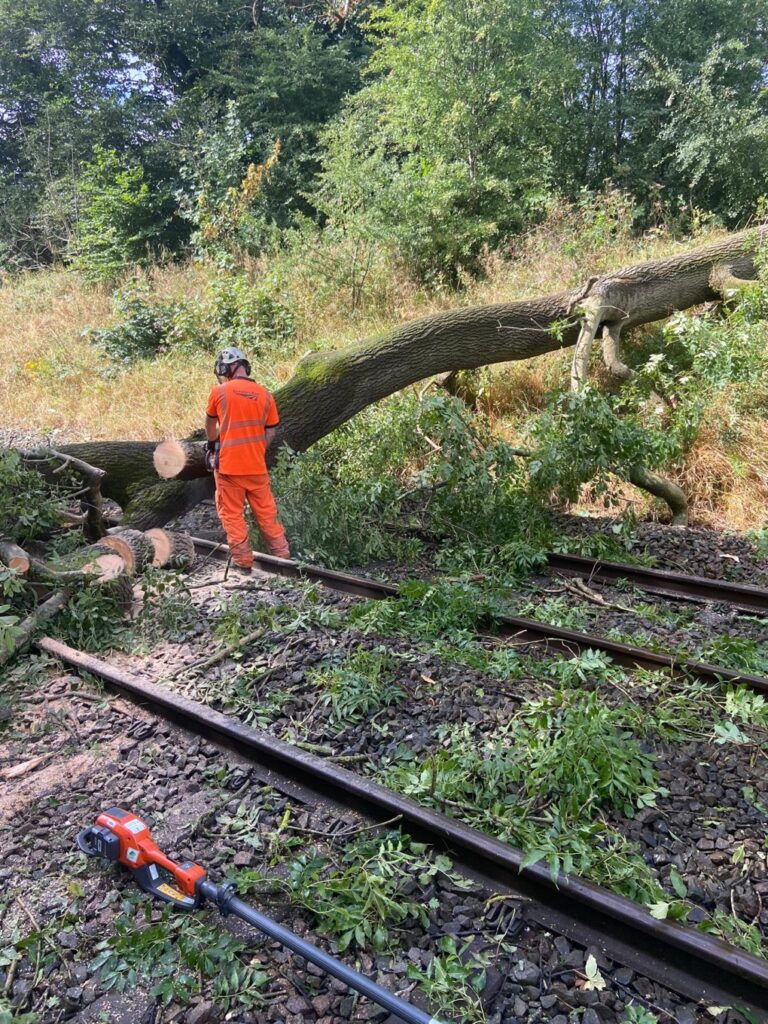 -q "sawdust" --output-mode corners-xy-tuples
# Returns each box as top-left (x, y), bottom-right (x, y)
(0, 741), (124, 821)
